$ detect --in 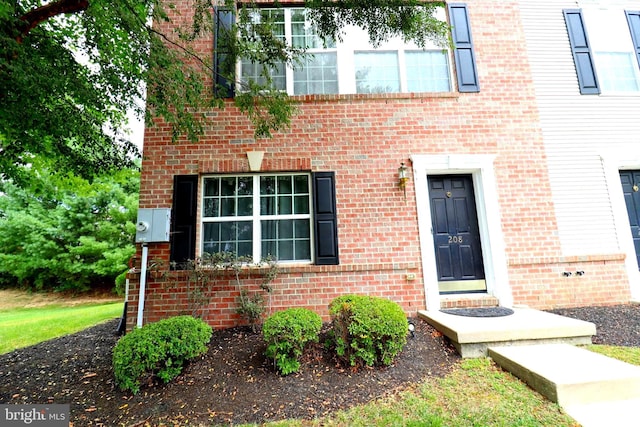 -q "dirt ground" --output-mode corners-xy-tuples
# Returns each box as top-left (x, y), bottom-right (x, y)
(1, 304), (638, 426)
